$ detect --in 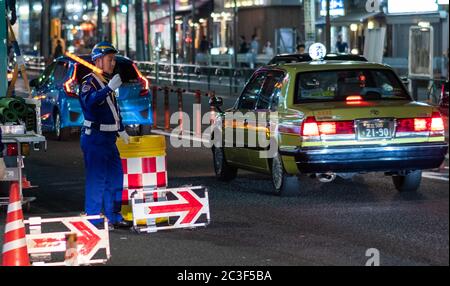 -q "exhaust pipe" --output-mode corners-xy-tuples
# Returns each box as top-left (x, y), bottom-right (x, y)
(317, 172), (337, 183)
